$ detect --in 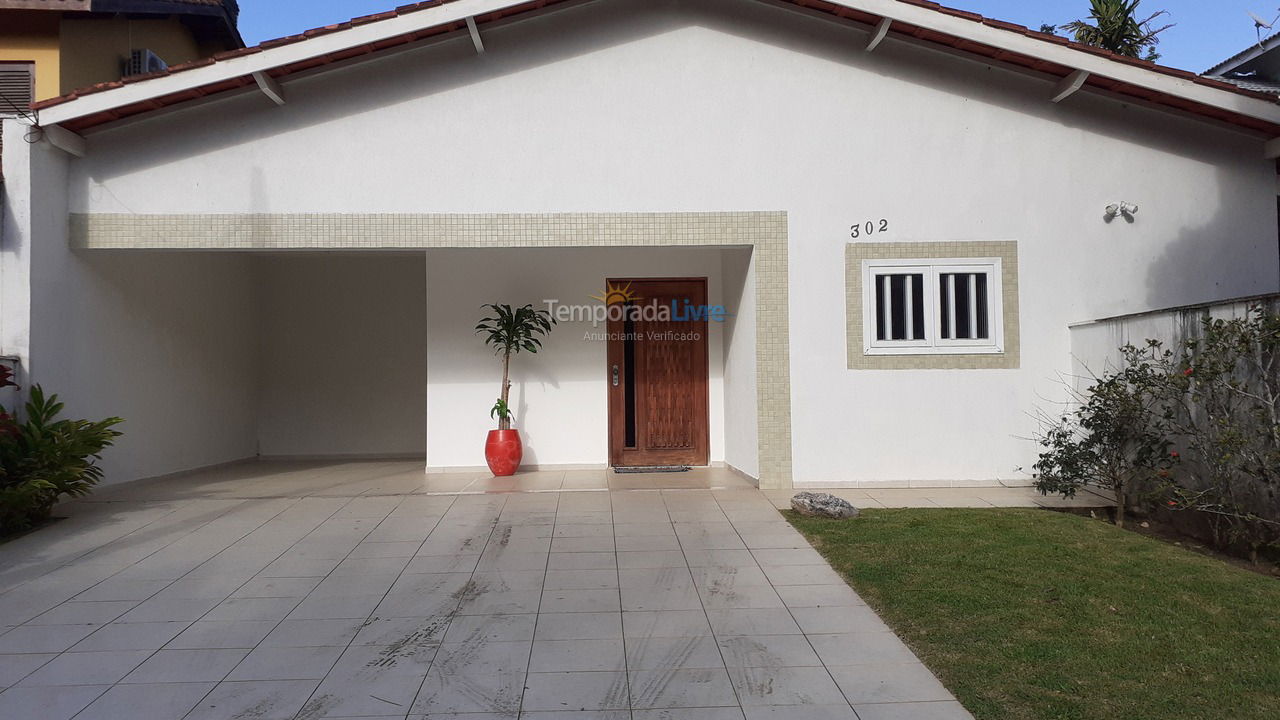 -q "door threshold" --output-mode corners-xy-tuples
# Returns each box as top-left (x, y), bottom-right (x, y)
(612, 465), (692, 474)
